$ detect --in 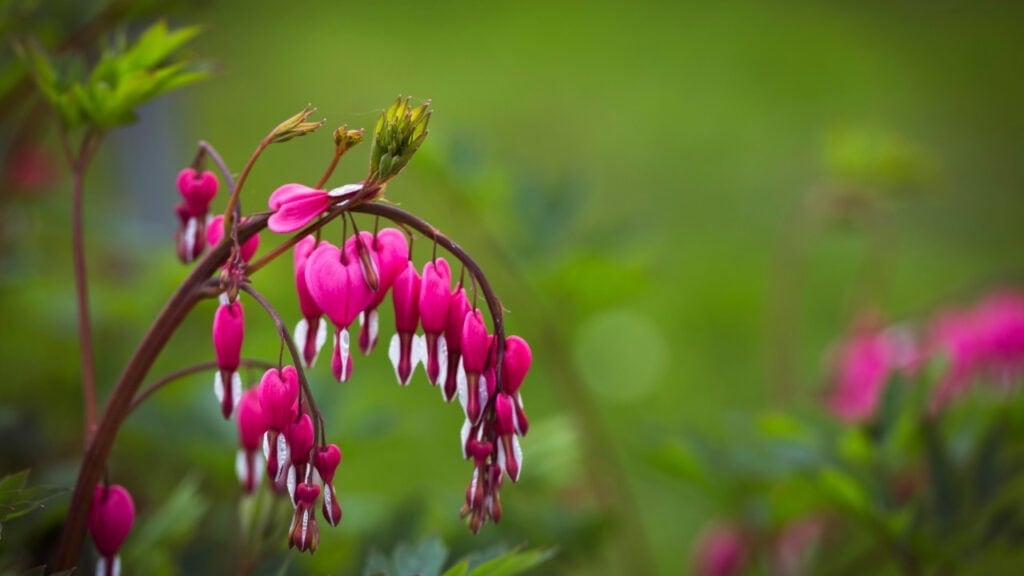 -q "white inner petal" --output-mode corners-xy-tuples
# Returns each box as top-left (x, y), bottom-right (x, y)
(324, 485), (336, 524)
(294, 318), (310, 365)
(411, 334), (428, 374)
(328, 182), (363, 198)
(436, 335), (448, 389)
(287, 465), (297, 506)
(183, 217), (198, 261)
(231, 372), (242, 411)
(218, 292), (230, 306)
(312, 317), (328, 367)
(275, 433), (291, 483)
(457, 357), (469, 412)
(262, 432), (271, 460)
(213, 372), (225, 404)
(338, 327), (351, 381)
(368, 308), (379, 348)
(235, 449), (248, 484)
(512, 436), (523, 481)
(388, 333), (404, 385)
(460, 418), (471, 459)
(497, 440), (507, 475)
